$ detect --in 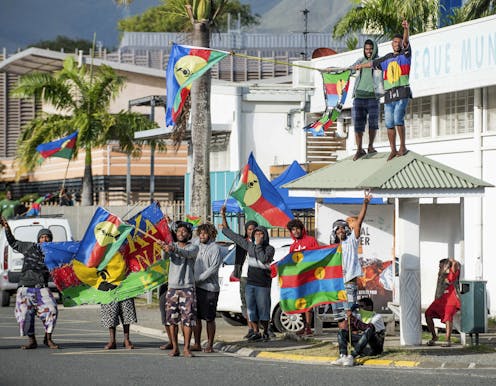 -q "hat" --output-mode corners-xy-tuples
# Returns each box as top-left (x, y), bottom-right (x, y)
(37, 228), (53, 242)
